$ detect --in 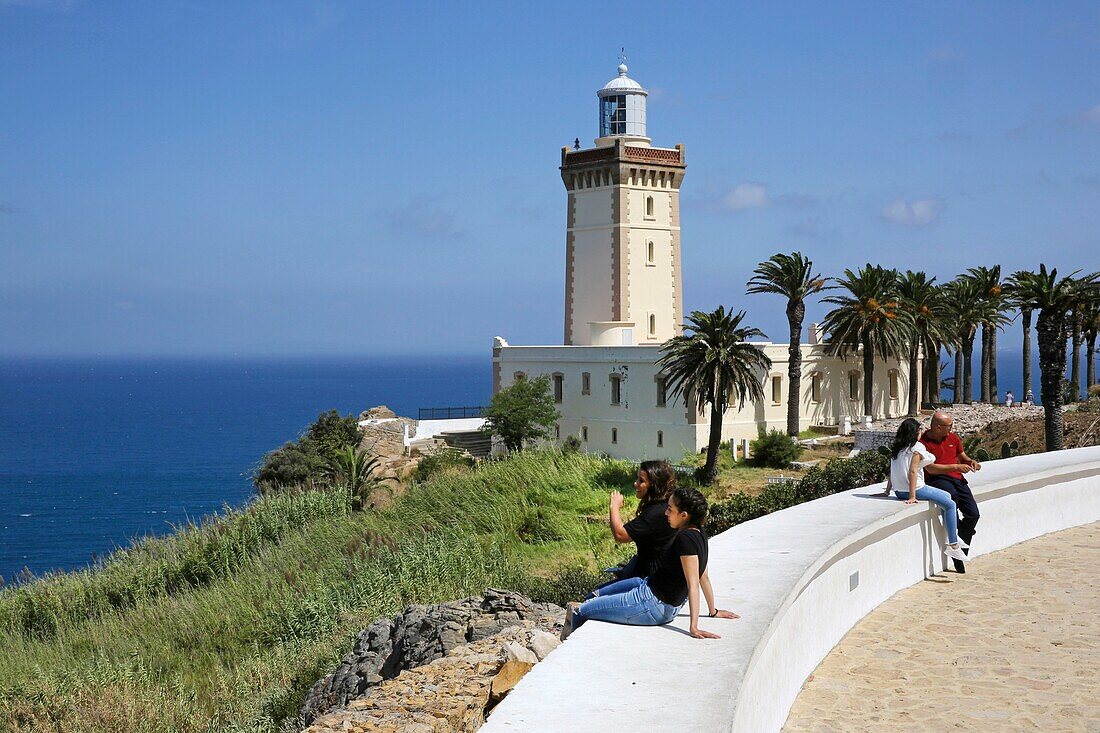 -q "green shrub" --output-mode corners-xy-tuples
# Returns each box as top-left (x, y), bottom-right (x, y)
(412, 448), (474, 483)
(561, 435), (582, 453)
(481, 375), (561, 451)
(516, 564), (610, 608)
(750, 429), (803, 468)
(704, 451), (888, 535)
(254, 410), (362, 491)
